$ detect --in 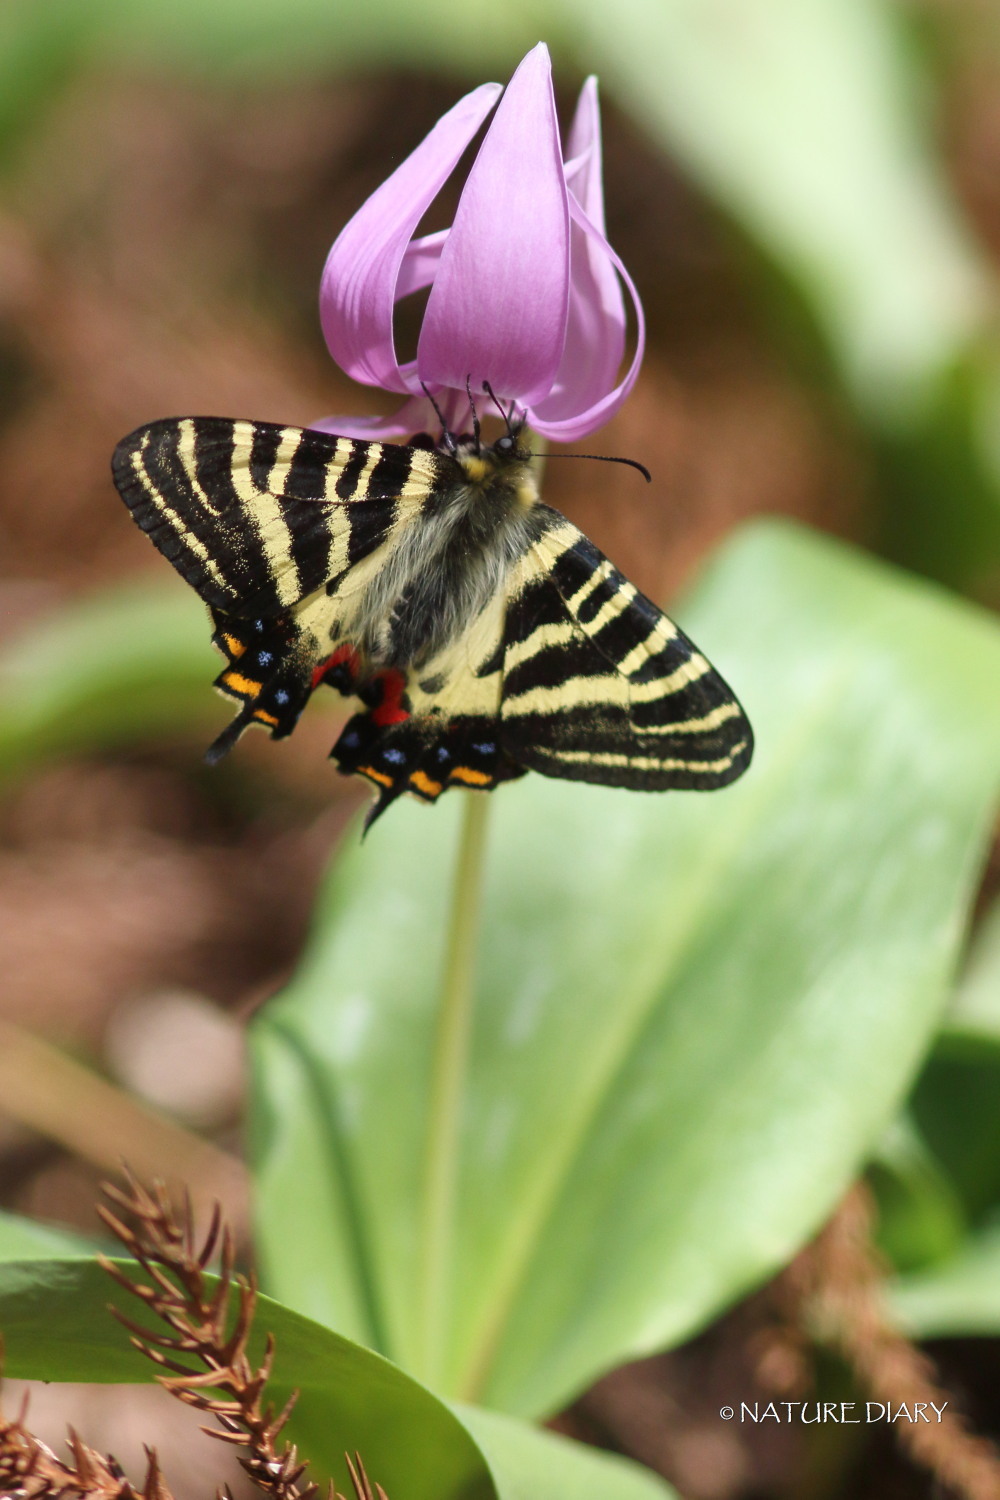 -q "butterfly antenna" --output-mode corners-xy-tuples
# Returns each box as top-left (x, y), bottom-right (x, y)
(538, 452), (652, 483)
(420, 382), (457, 454)
(482, 380), (519, 436)
(465, 375), (482, 453)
